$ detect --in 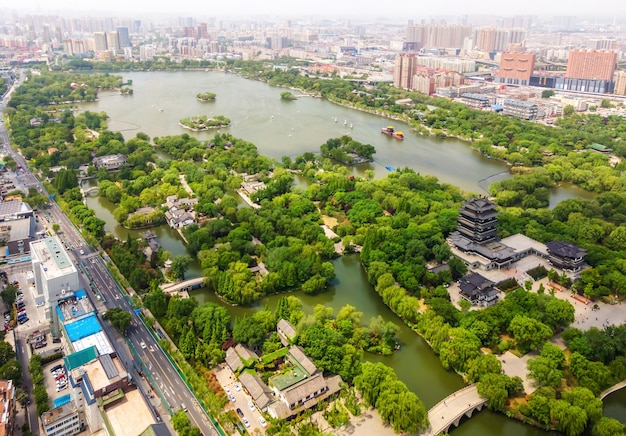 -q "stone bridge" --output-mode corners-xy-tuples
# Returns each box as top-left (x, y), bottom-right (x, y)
(80, 186), (99, 196)
(600, 380), (626, 400)
(160, 277), (205, 294)
(424, 384), (487, 435)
